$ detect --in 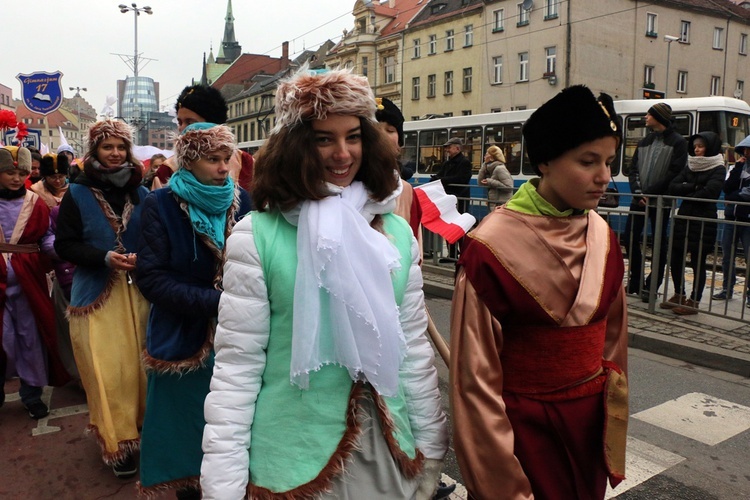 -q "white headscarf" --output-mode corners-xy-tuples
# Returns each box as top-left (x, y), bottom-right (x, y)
(283, 179), (406, 397)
